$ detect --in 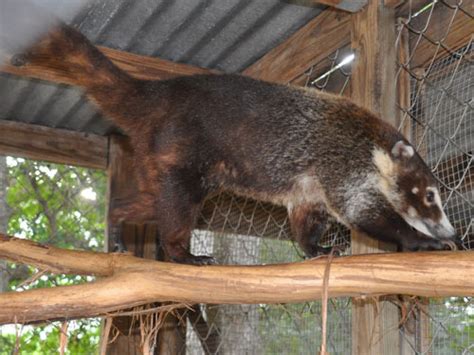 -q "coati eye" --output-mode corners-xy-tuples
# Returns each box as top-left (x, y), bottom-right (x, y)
(426, 190), (435, 203)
